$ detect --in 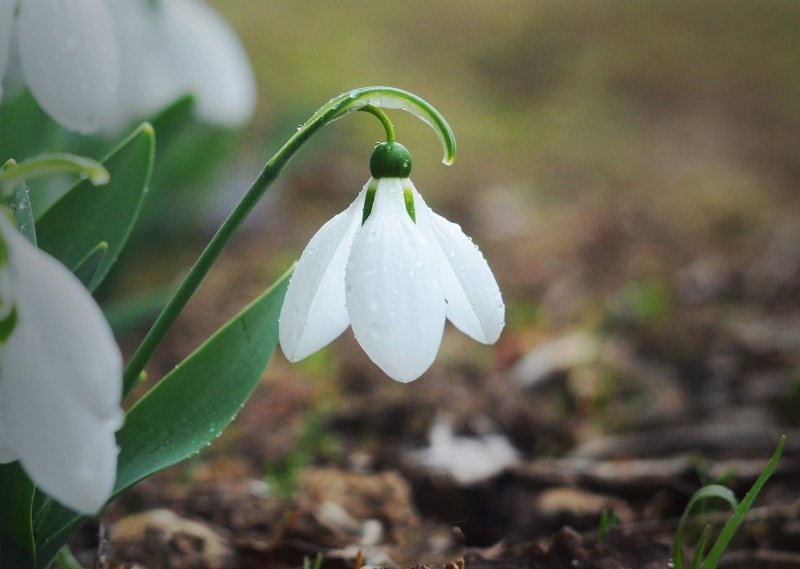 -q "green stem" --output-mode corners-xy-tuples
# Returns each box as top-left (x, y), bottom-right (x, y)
(122, 86), (457, 397)
(360, 105), (396, 142)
